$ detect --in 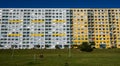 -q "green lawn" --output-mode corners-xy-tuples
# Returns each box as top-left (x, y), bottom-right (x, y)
(0, 49), (120, 66)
